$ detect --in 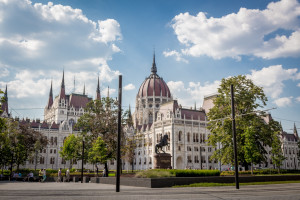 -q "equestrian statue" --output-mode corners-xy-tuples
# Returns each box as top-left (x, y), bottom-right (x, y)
(155, 134), (169, 154)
